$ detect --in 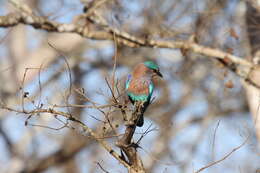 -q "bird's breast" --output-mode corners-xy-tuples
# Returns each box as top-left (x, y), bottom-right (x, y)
(127, 78), (150, 96)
